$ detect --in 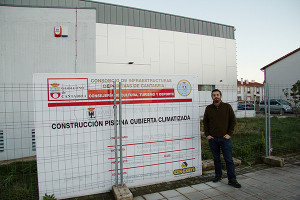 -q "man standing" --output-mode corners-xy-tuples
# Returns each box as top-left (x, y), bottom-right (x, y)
(203, 89), (241, 188)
